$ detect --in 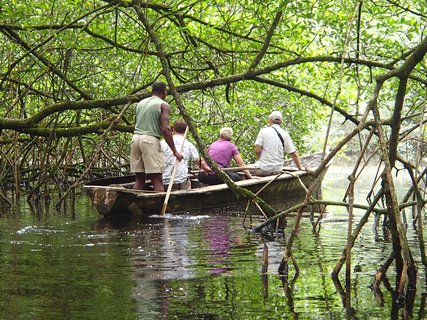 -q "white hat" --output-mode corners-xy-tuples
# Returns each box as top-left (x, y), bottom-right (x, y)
(269, 111), (283, 121)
